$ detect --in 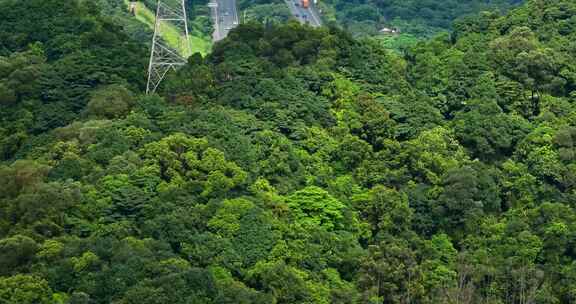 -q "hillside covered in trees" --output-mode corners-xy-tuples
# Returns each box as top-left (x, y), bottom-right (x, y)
(240, 0), (526, 49)
(2, 0), (576, 303)
(321, 0), (524, 37)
